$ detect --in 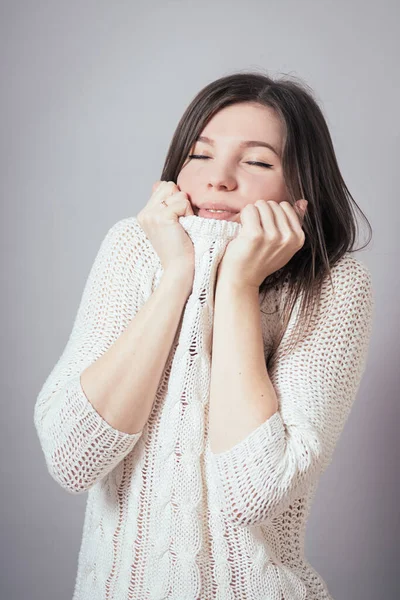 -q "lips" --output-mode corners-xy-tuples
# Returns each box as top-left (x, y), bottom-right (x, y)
(194, 203), (238, 214)
(196, 208), (239, 221)
(198, 205), (236, 212)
